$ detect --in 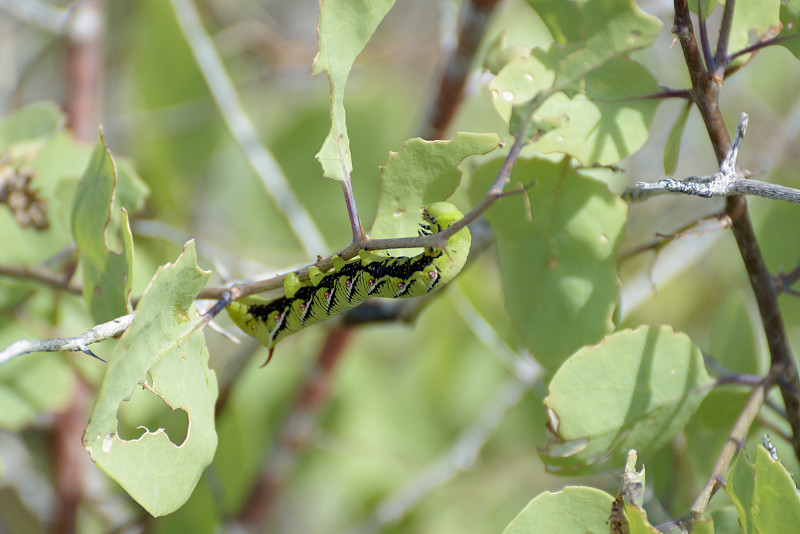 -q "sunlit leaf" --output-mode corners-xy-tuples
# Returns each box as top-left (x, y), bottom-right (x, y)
(83, 241), (217, 517)
(539, 326), (712, 474)
(727, 443), (800, 533)
(491, 55), (660, 165)
(503, 486), (614, 534)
